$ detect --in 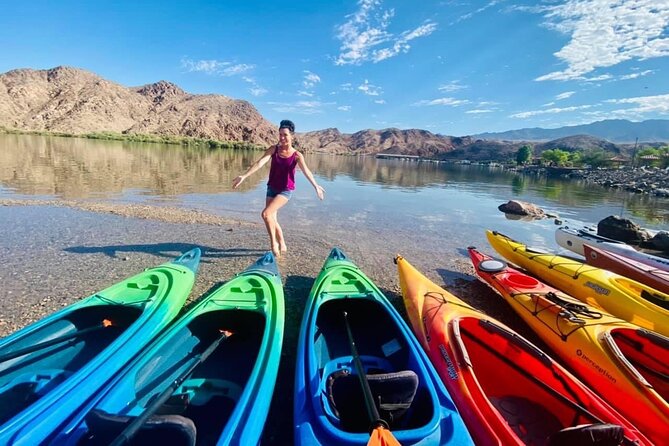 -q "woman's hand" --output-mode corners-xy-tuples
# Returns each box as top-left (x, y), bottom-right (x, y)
(315, 184), (325, 200)
(232, 175), (245, 189)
